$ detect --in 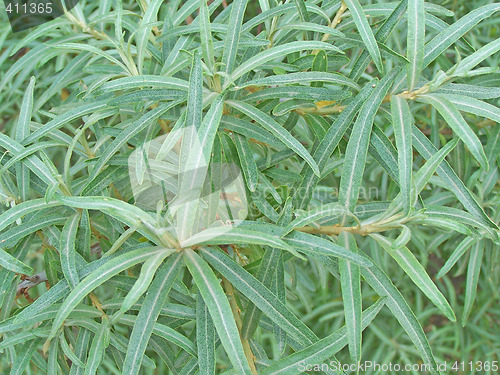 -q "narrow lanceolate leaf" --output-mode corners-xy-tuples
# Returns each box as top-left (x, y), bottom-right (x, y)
(412, 127), (497, 229)
(0, 133), (57, 186)
(462, 240), (484, 327)
(294, 79), (377, 209)
(241, 247), (282, 339)
(47, 247), (174, 340)
(60, 213), (81, 289)
(423, 4), (500, 67)
(122, 253), (183, 375)
(221, 0), (249, 76)
(84, 322), (110, 375)
(0, 247), (33, 274)
(261, 299), (385, 375)
(229, 41), (343, 82)
(350, 0), (408, 81)
(200, 247), (318, 347)
(236, 72), (360, 91)
(437, 236), (477, 278)
(233, 133), (258, 192)
(414, 136), (459, 196)
(226, 100), (320, 176)
(181, 226), (302, 258)
(418, 94), (488, 170)
(407, 0), (425, 90)
(339, 69), (399, 211)
(447, 94), (500, 124)
(15, 76), (36, 201)
(372, 234), (455, 321)
(338, 232), (362, 364)
(344, 0), (383, 72)
(284, 231), (373, 267)
(183, 249), (252, 375)
(119, 250), (171, 315)
(89, 99), (183, 181)
(361, 263), (440, 375)
(453, 38), (500, 77)
(196, 292), (216, 375)
(391, 96), (413, 214)
(199, 0), (216, 73)
(136, 0), (163, 74)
